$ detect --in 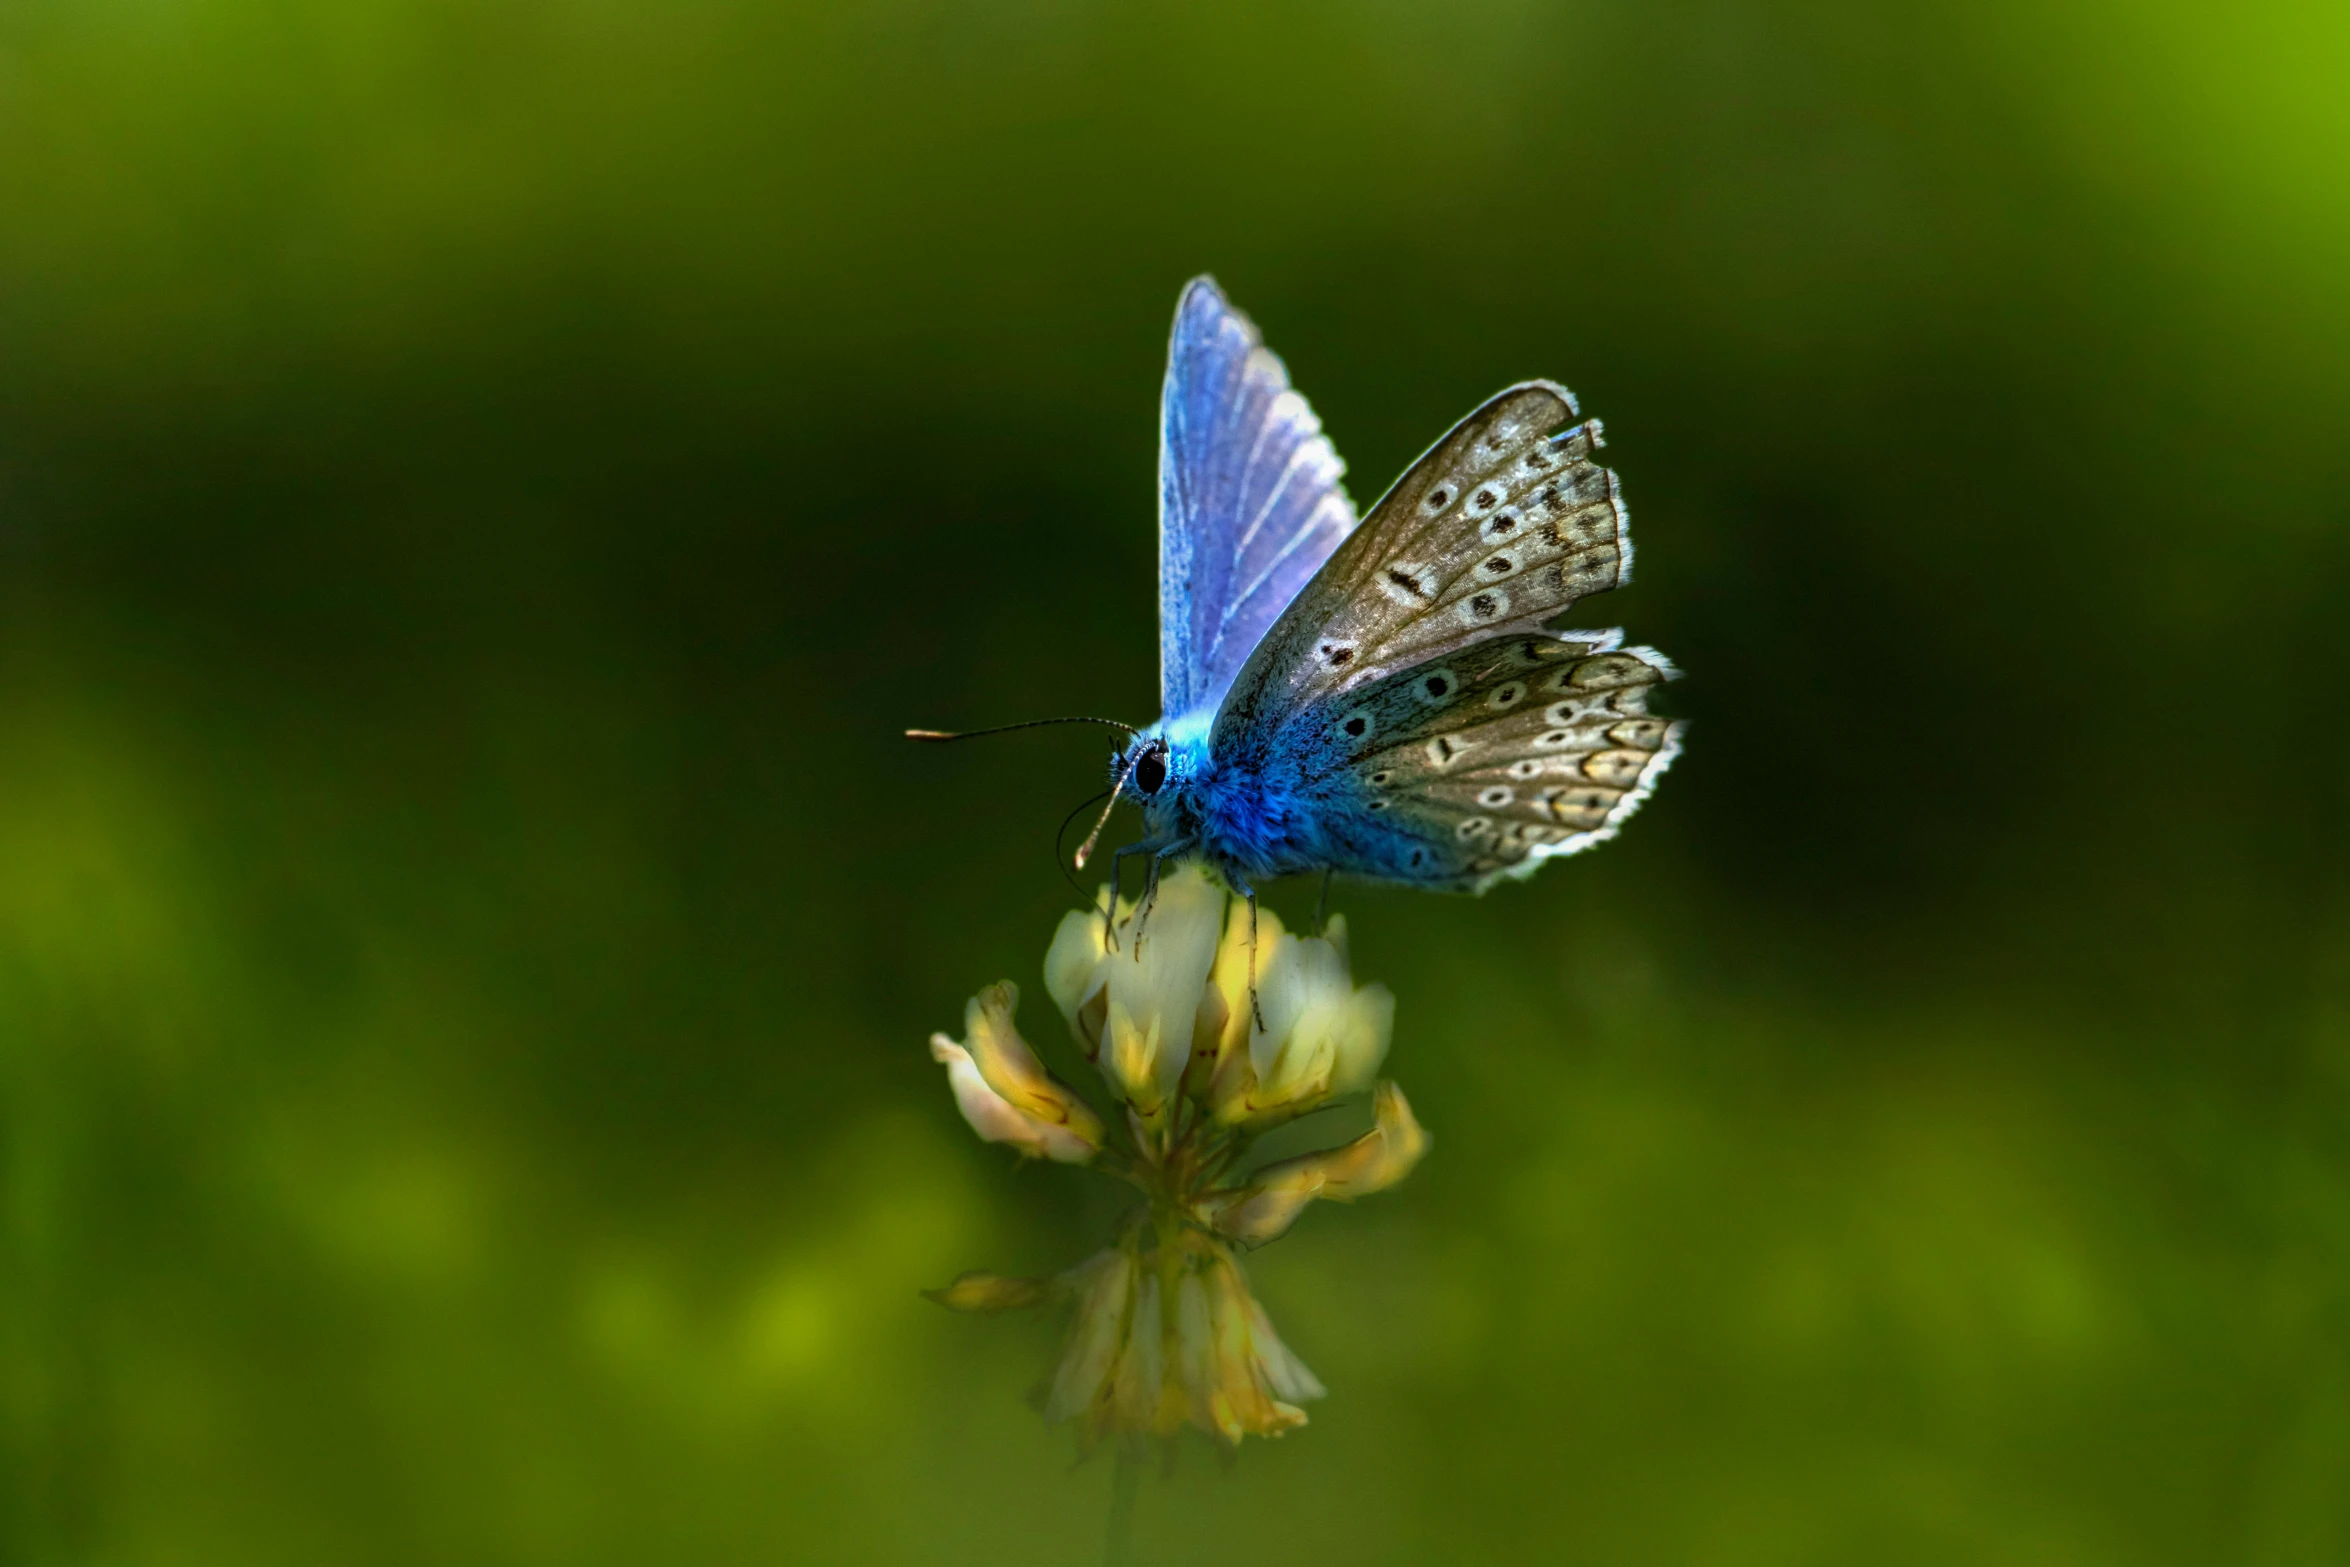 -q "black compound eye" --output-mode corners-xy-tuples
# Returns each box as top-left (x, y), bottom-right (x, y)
(1134, 747), (1168, 796)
